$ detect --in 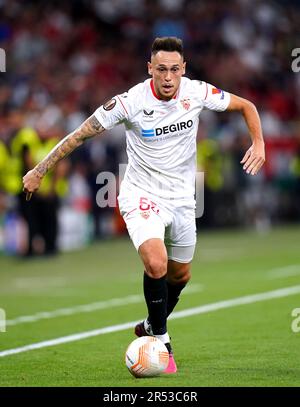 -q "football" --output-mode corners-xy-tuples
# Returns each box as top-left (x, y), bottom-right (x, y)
(125, 336), (169, 378)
